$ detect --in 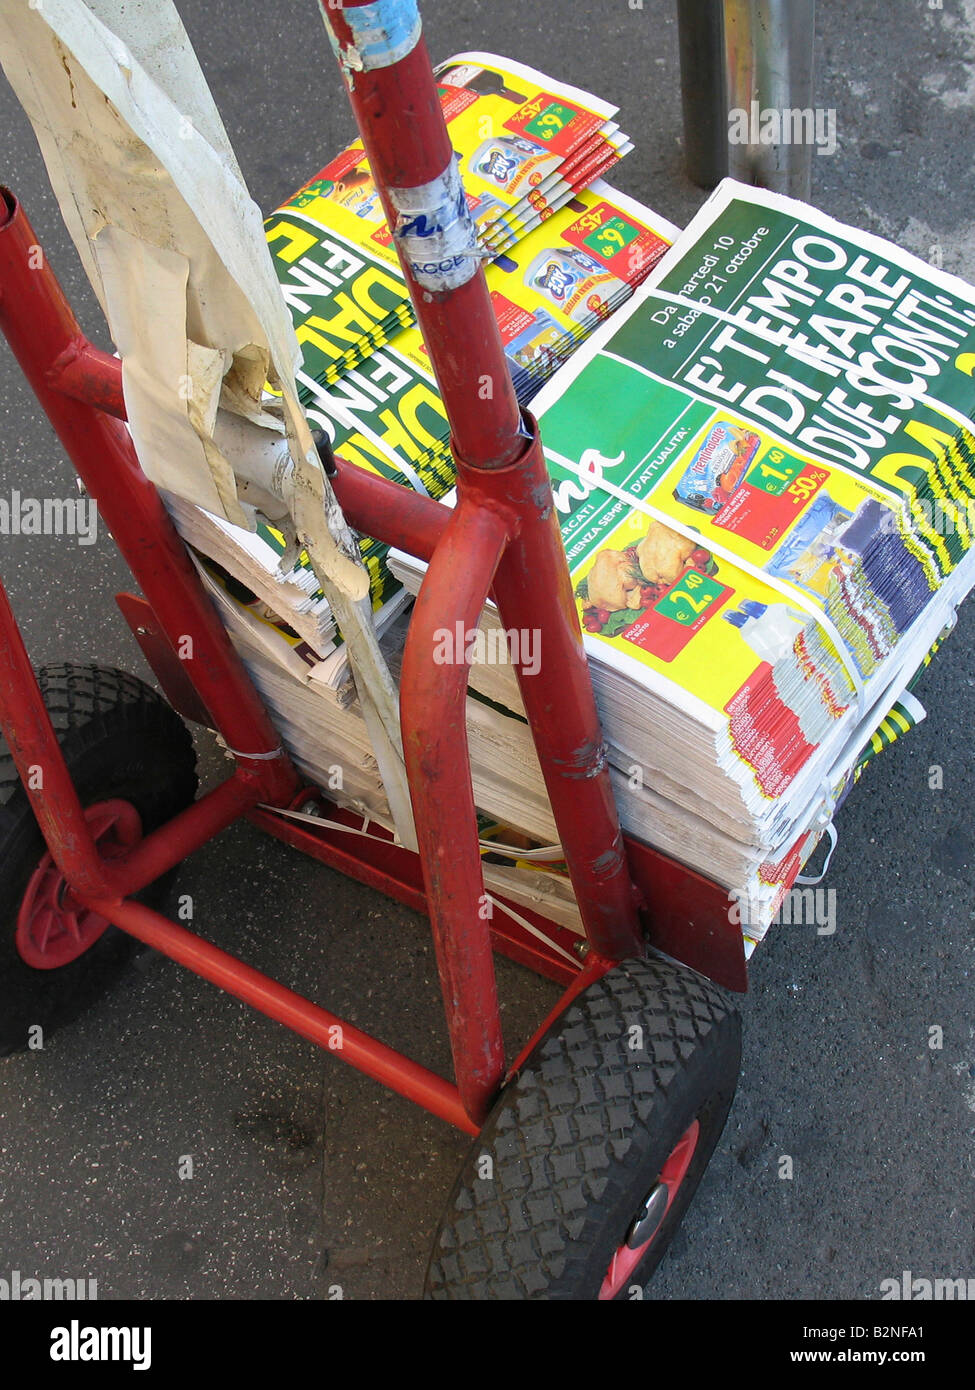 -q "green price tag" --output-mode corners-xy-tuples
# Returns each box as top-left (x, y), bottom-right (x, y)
(290, 178), (333, 208)
(583, 215), (639, 260)
(654, 571), (724, 627)
(746, 449), (805, 496)
(524, 101), (575, 141)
